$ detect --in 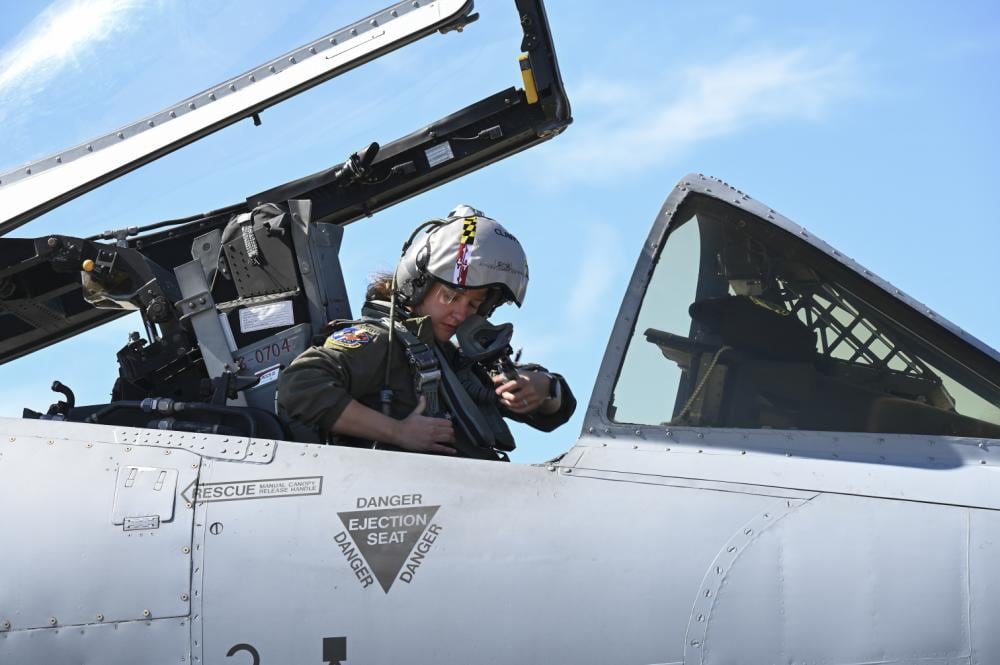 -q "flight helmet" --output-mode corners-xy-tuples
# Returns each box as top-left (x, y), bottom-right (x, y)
(395, 205), (528, 315)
